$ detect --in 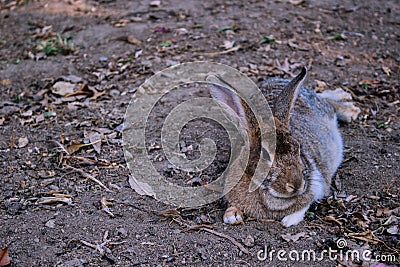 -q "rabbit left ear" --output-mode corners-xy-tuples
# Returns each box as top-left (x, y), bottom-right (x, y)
(207, 75), (249, 130)
(273, 67), (307, 126)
